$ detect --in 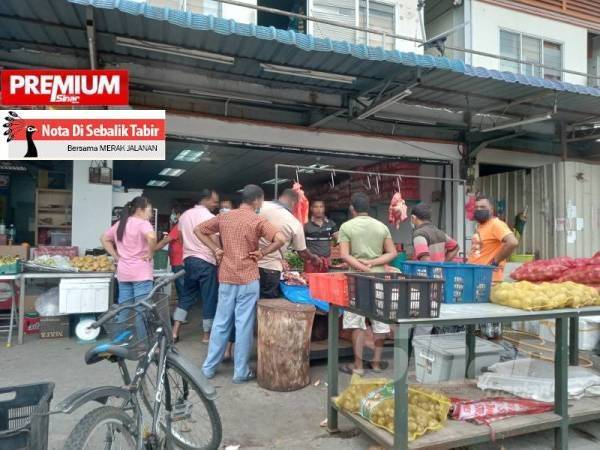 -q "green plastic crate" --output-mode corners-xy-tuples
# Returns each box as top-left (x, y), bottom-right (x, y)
(153, 249), (169, 270)
(0, 260), (22, 274)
